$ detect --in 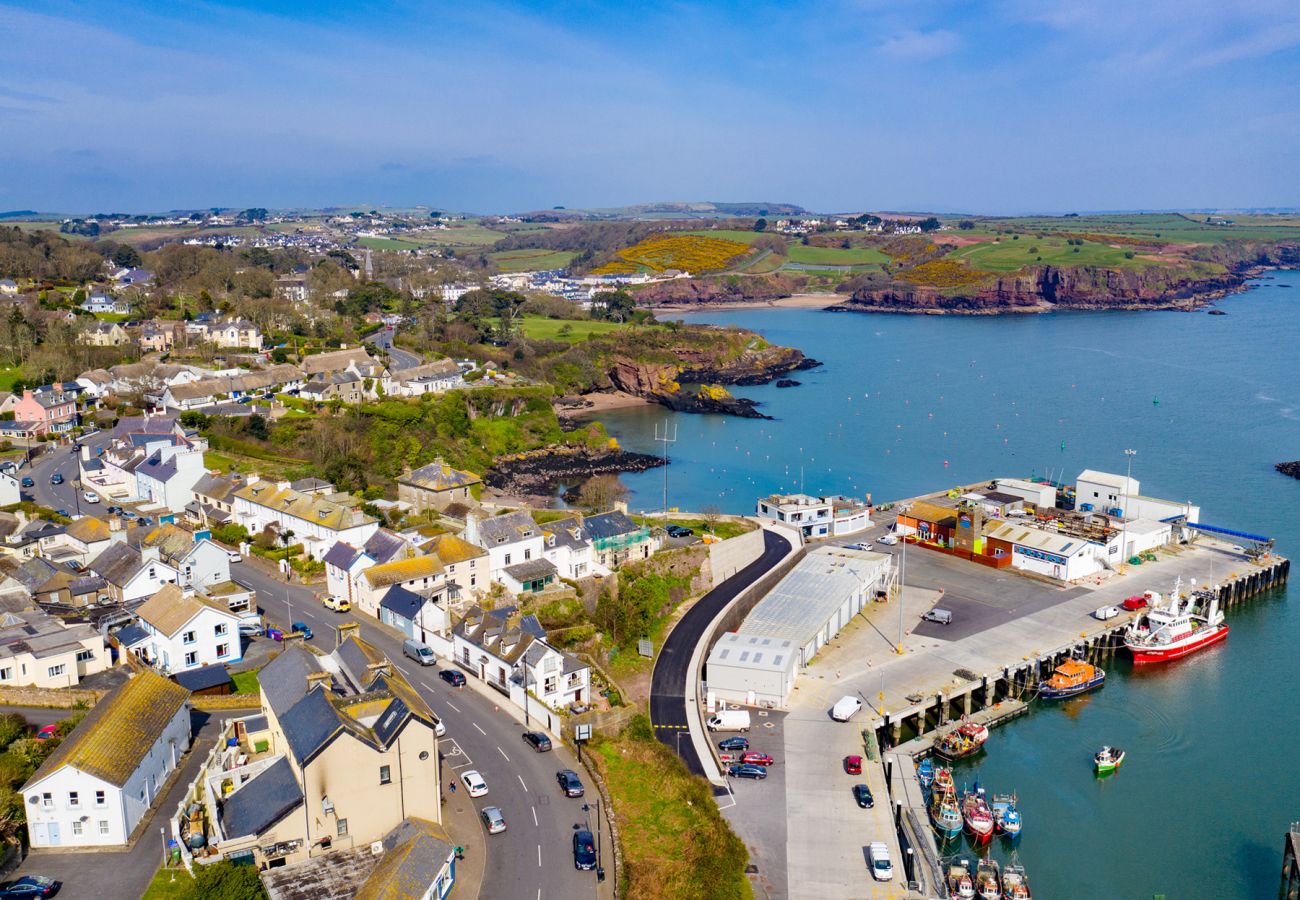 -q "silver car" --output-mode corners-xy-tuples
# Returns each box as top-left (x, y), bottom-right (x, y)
(480, 805), (506, 834)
